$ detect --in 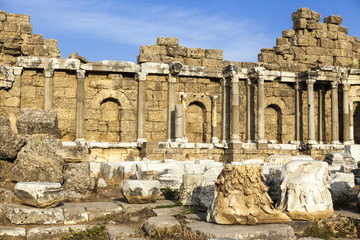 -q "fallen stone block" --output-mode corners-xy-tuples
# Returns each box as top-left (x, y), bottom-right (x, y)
(107, 225), (137, 240)
(0, 226), (26, 240)
(100, 162), (125, 181)
(179, 174), (205, 206)
(26, 225), (87, 240)
(121, 180), (161, 204)
(329, 172), (355, 206)
(198, 178), (217, 211)
(278, 160), (333, 221)
(267, 154), (292, 165)
(14, 182), (64, 208)
(143, 216), (180, 237)
(16, 108), (58, 137)
(0, 117), (26, 160)
(60, 203), (89, 224)
(81, 202), (123, 221)
(5, 204), (64, 224)
(292, 155), (313, 161)
(186, 221), (296, 240)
